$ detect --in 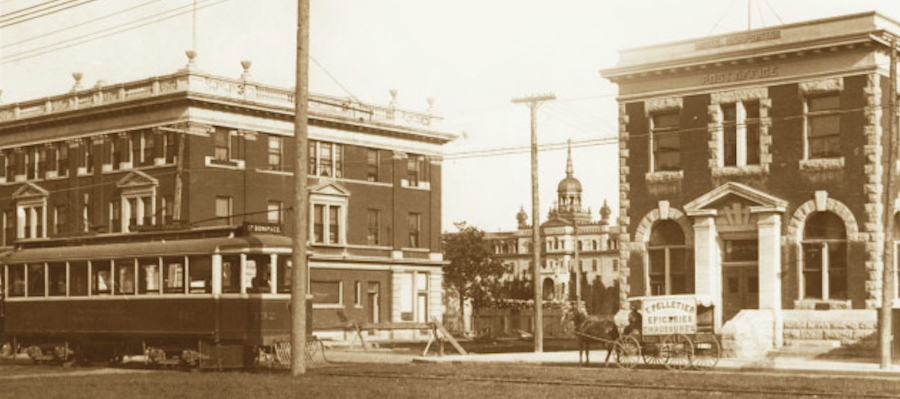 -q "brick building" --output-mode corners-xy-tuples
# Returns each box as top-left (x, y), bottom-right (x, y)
(0, 55), (455, 341)
(601, 12), (900, 354)
(485, 144), (622, 315)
